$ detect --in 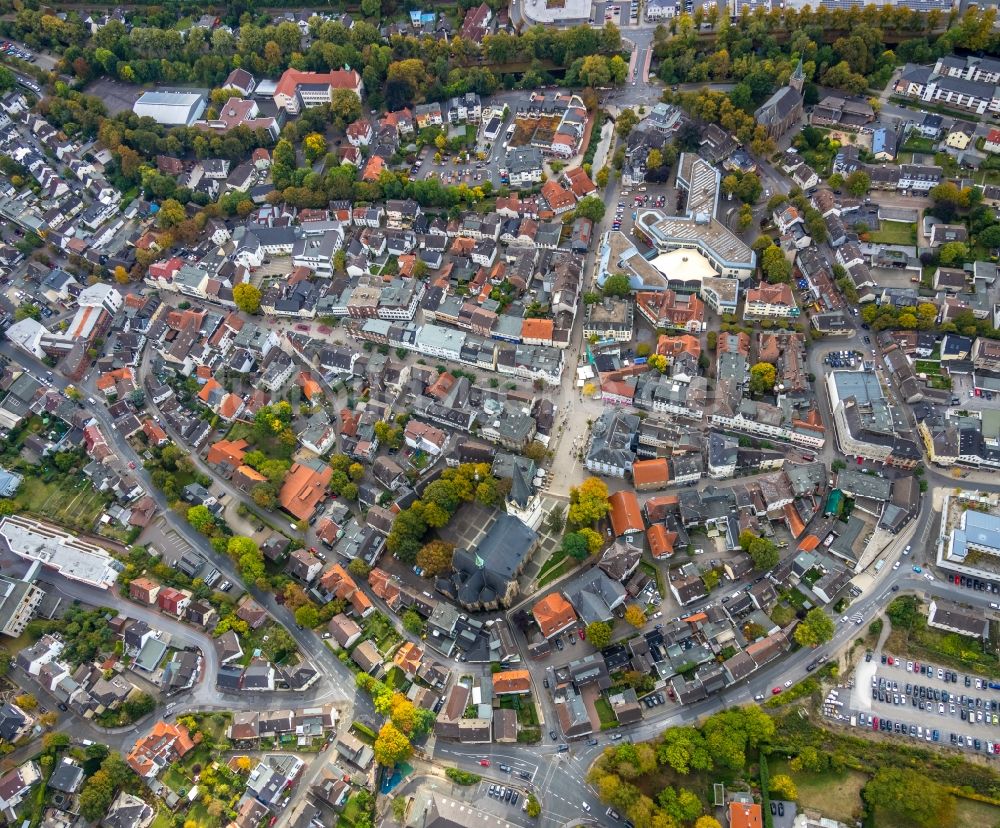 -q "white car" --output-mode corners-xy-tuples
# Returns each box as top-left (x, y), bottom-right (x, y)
(582, 803), (592, 812)
(784, 679), (793, 688)
(907, 661), (913, 672)
(893, 561), (900, 570)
